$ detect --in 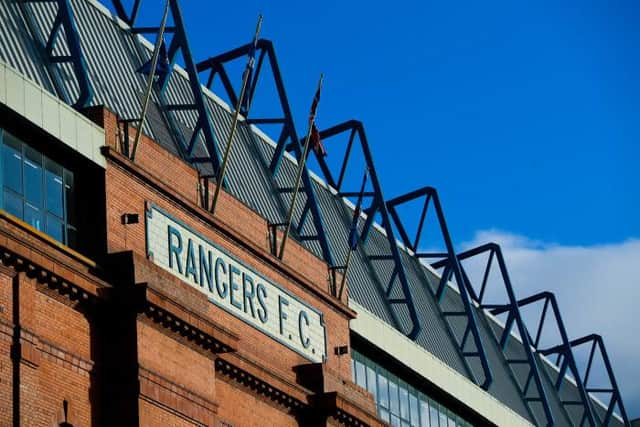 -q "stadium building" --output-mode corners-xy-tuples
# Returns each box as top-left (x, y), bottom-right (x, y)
(0, 0), (633, 425)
